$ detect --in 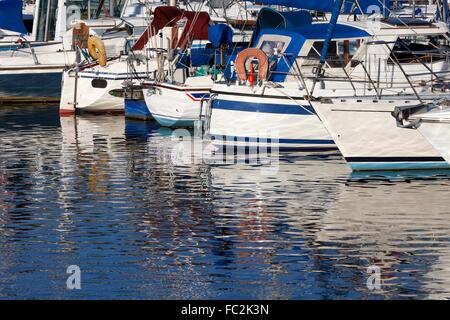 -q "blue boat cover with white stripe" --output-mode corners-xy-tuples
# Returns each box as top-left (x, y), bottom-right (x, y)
(0, 0), (27, 34)
(246, 0), (391, 14)
(296, 22), (370, 40)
